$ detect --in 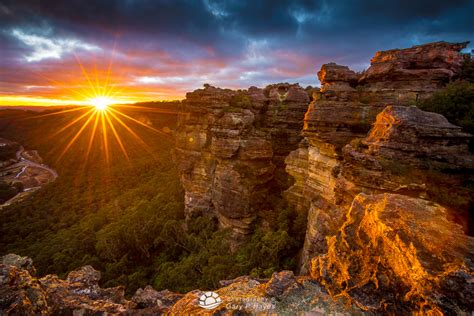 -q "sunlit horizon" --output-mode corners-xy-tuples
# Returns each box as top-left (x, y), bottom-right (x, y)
(5, 50), (187, 167)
